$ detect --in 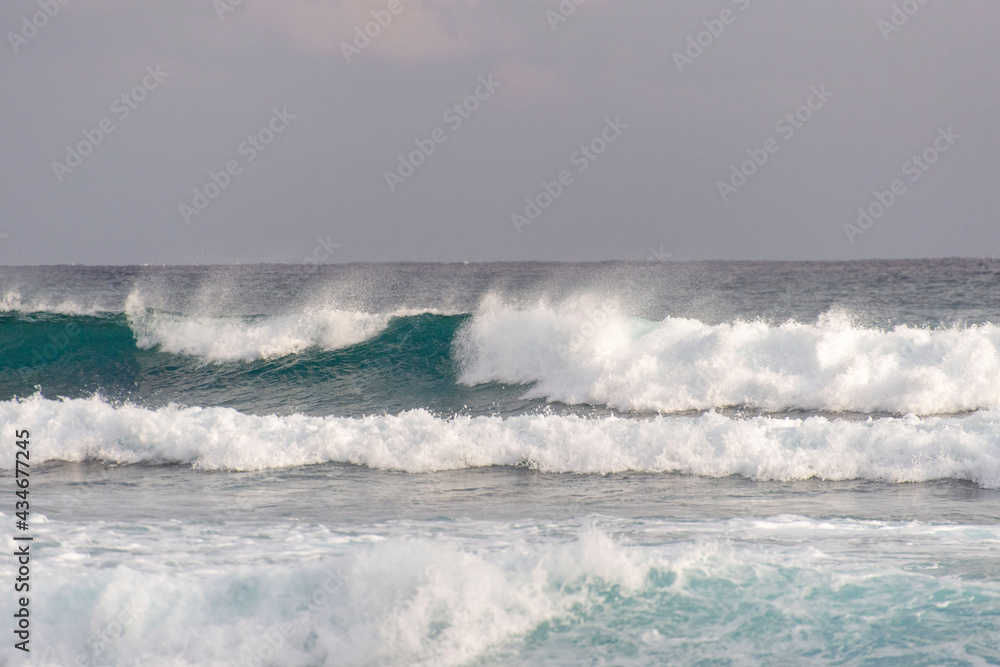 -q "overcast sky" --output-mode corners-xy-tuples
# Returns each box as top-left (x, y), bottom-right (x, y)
(1, 0), (998, 264)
